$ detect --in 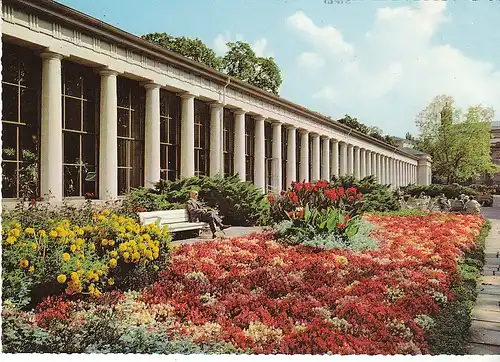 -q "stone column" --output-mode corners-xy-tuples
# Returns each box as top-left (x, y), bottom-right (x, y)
(366, 150), (372, 176)
(272, 122), (282, 192)
(144, 83), (161, 188)
(98, 69), (118, 200)
(311, 133), (320, 182)
(234, 110), (246, 181)
(389, 158), (395, 188)
(372, 153), (377, 182)
(40, 52), (64, 202)
(354, 146), (360, 179)
(180, 93), (195, 178)
(383, 156), (388, 185)
(210, 103), (223, 176)
(286, 126), (297, 188)
(339, 142), (347, 176)
(376, 153), (382, 184)
(360, 149), (366, 179)
(254, 116), (266, 192)
(330, 139), (339, 179)
(299, 130), (309, 182)
(321, 136), (330, 181)
(347, 144), (354, 176)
